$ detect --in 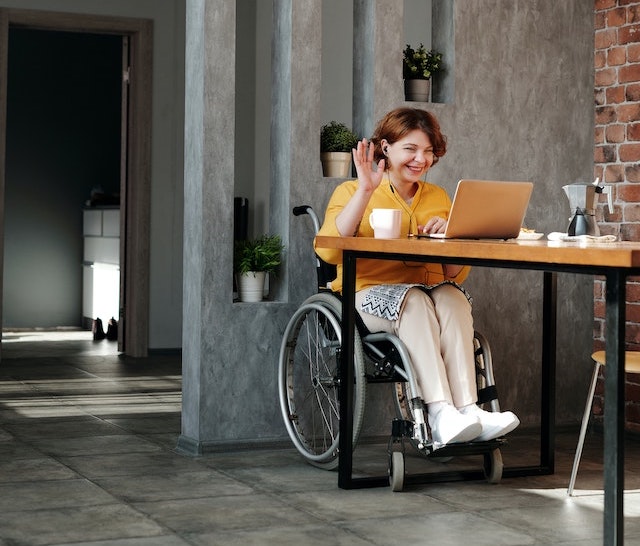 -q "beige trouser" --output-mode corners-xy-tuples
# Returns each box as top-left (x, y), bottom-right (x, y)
(355, 284), (477, 408)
